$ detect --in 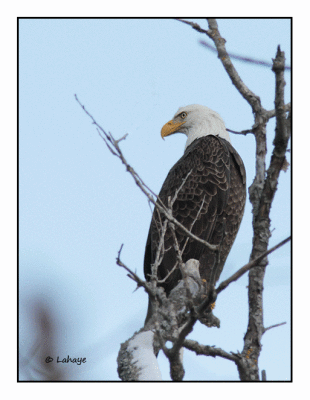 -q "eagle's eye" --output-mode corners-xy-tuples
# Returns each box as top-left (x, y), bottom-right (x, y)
(180, 112), (187, 119)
